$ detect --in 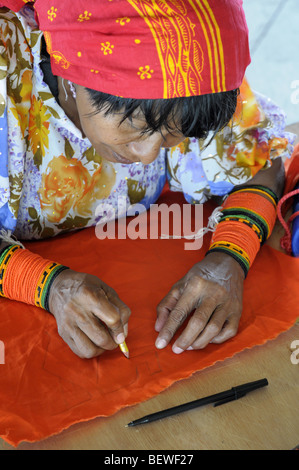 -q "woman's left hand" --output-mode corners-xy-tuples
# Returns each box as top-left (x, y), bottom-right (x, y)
(155, 251), (245, 353)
